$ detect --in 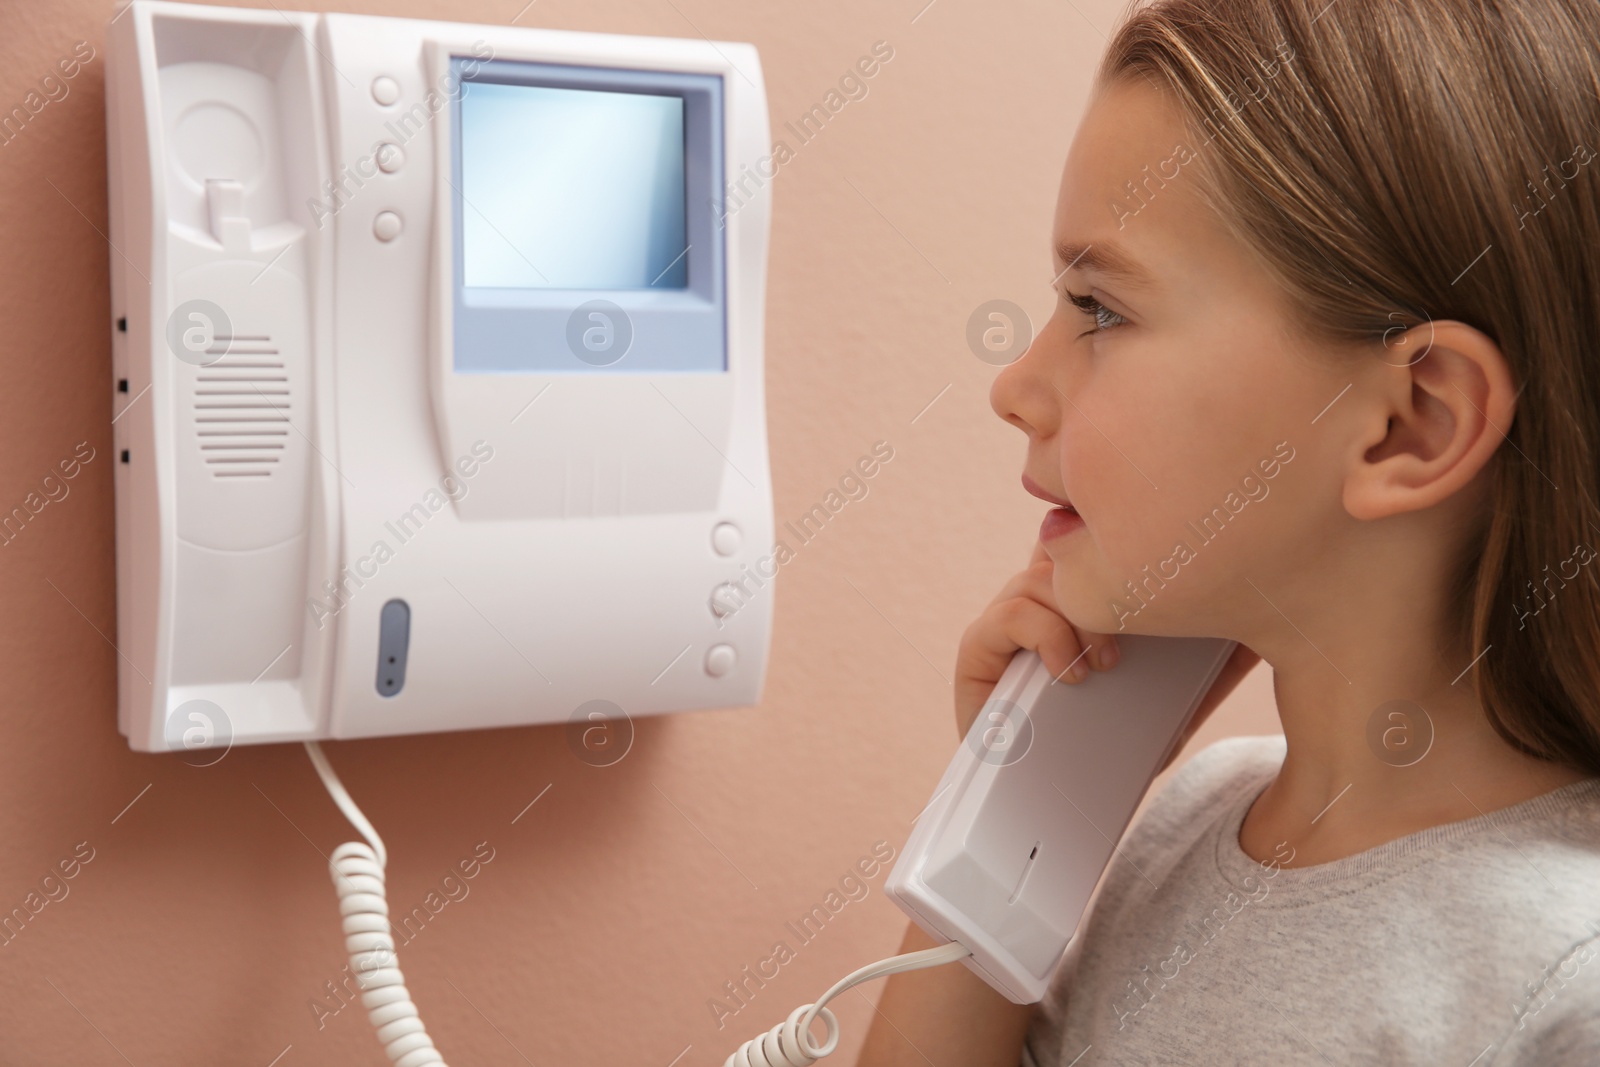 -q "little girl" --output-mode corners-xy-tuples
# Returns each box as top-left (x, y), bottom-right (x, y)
(859, 0), (1600, 1063)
